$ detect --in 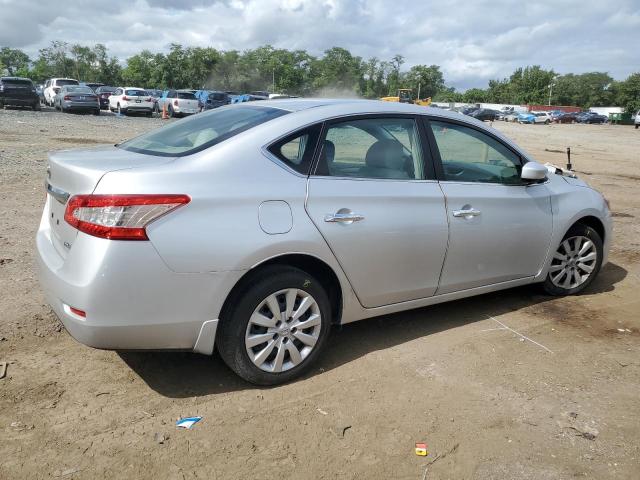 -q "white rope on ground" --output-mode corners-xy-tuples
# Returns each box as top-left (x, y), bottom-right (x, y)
(485, 316), (554, 354)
